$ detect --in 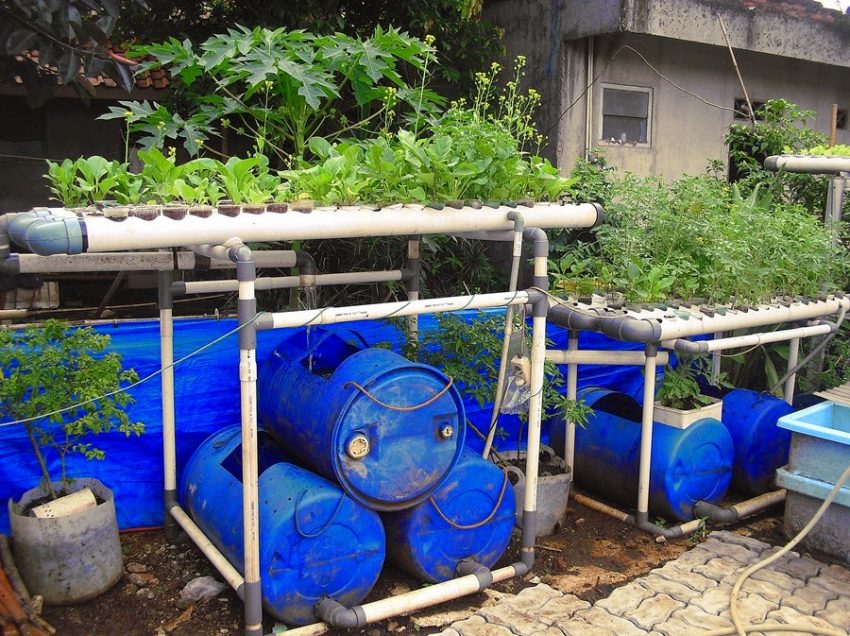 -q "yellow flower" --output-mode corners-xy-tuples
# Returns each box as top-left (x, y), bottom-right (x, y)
(424, 34), (436, 46)
(123, 110), (133, 119)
